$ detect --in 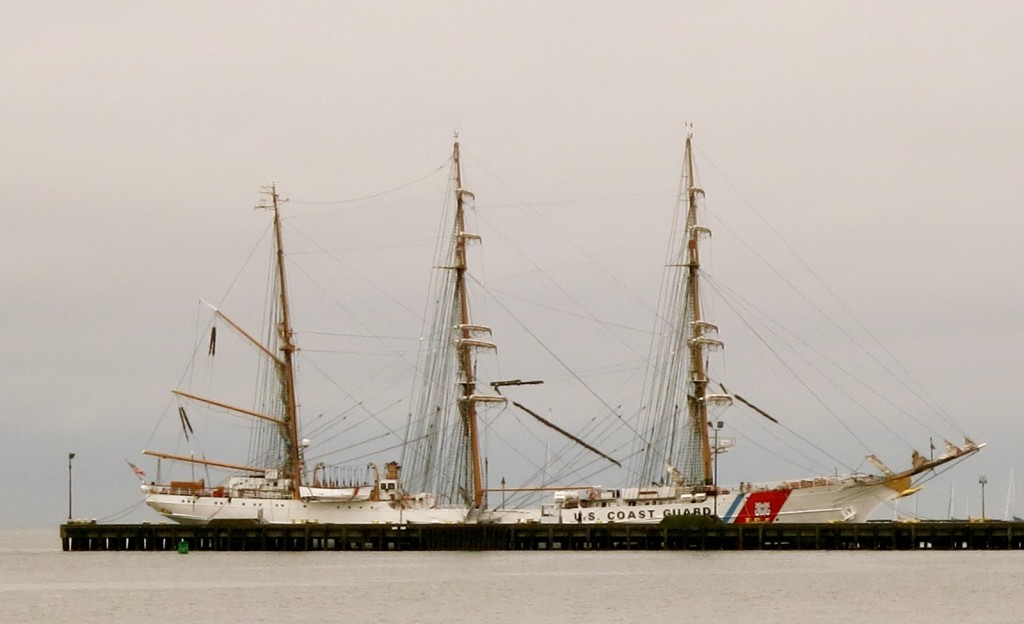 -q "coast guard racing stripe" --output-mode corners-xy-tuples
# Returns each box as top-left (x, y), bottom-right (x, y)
(732, 489), (791, 523)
